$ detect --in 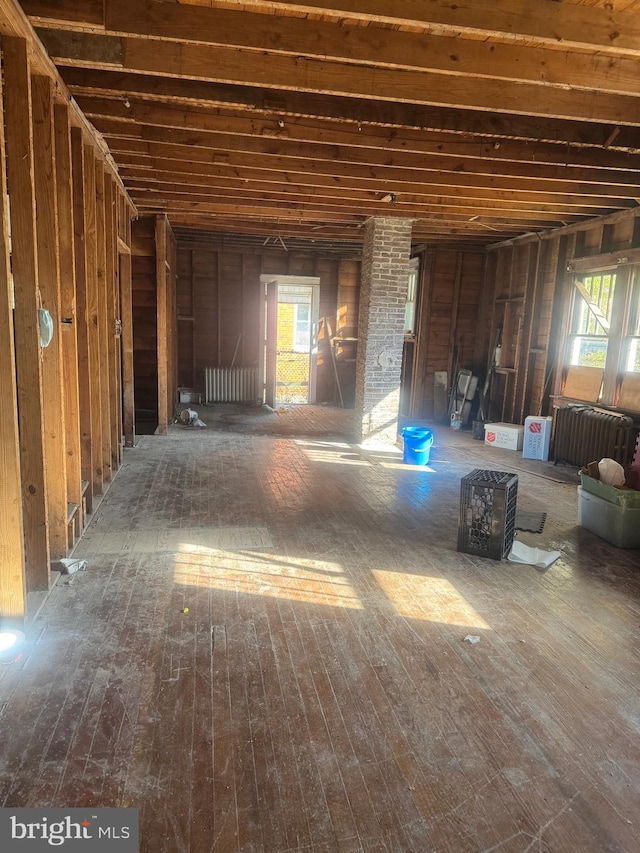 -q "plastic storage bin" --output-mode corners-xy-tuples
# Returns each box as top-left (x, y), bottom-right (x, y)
(577, 486), (640, 548)
(401, 426), (433, 465)
(457, 469), (518, 560)
(579, 472), (640, 509)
